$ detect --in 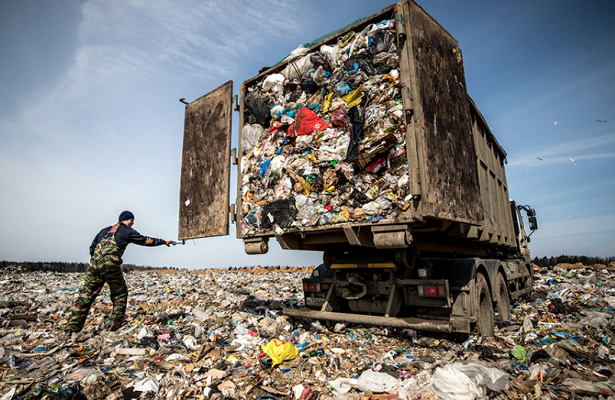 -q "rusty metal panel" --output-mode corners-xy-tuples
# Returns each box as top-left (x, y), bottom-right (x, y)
(470, 104), (517, 248)
(178, 81), (233, 240)
(407, 2), (483, 225)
